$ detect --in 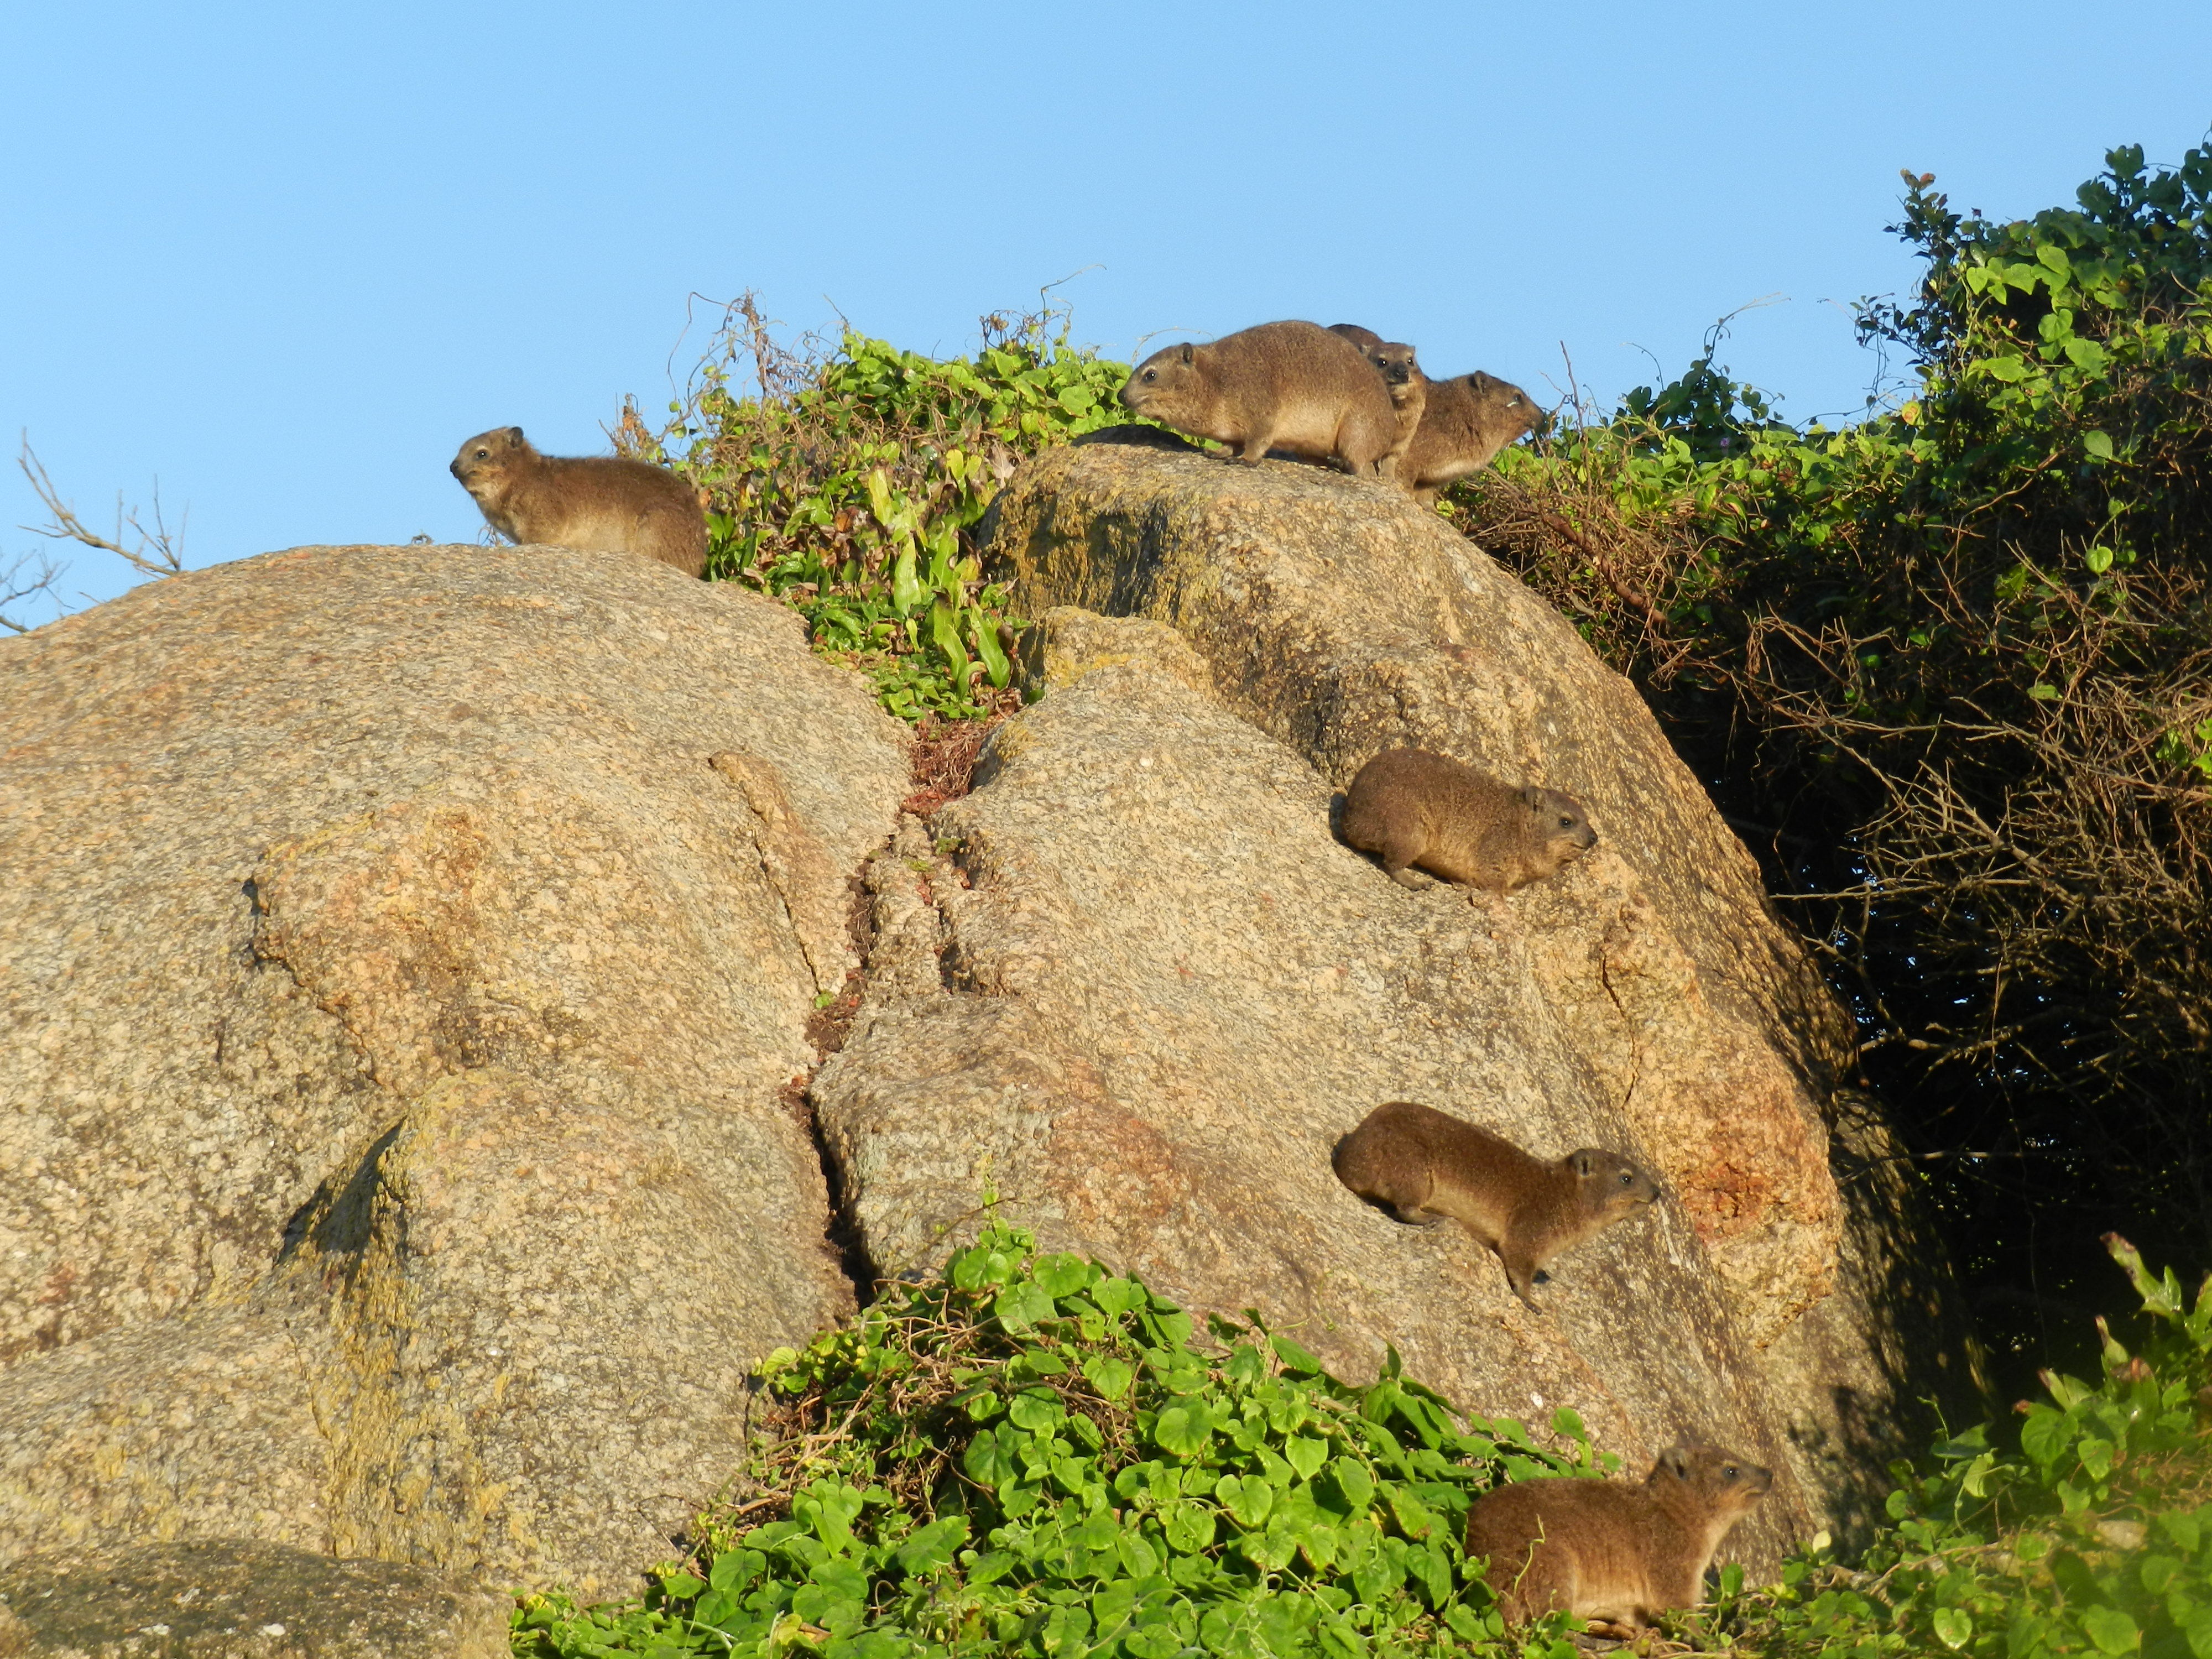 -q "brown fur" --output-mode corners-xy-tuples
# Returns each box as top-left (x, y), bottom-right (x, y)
(1465, 1446), (1773, 1632)
(1364, 342), (1427, 482)
(448, 426), (709, 577)
(1332, 1100), (1658, 1303)
(1326, 322), (1385, 353)
(1401, 370), (1538, 503)
(1119, 321), (1399, 477)
(1339, 747), (1596, 892)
